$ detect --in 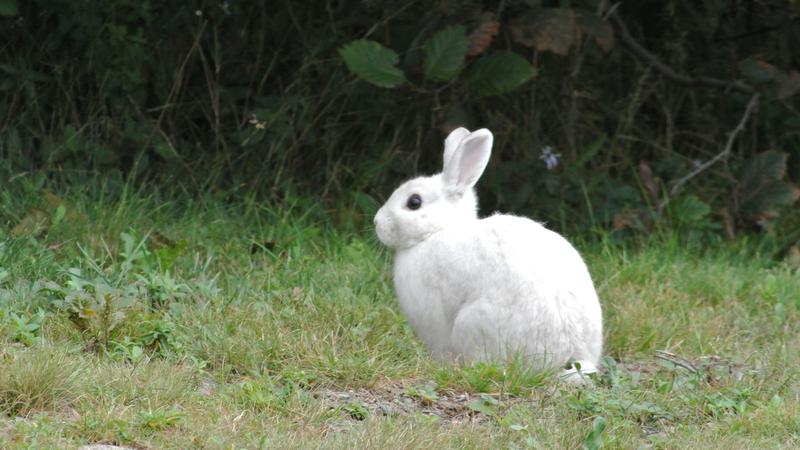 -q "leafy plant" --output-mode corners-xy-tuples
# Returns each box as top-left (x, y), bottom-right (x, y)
(340, 400), (370, 420)
(404, 383), (439, 405)
(138, 407), (184, 431)
(703, 388), (752, 418)
(7, 309), (45, 346)
(568, 390), (602, 417)
(339, 26), (535, 96)
(109, 336), (145, 363)
(467, 394), (500, 418)
(581, 416), (607, 450)
(736, 150), (800, 229)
